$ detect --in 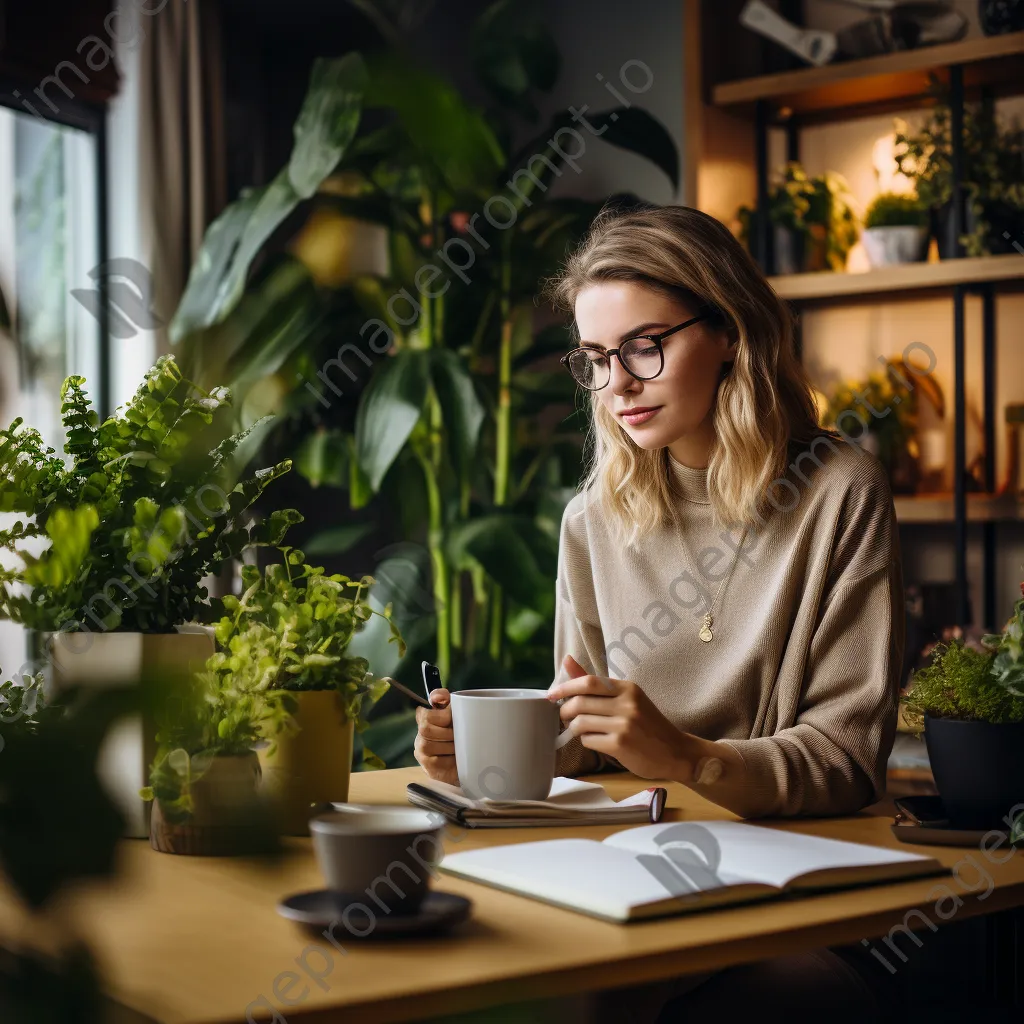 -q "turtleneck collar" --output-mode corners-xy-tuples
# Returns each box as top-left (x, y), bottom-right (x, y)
(667, 451), (711, 504)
